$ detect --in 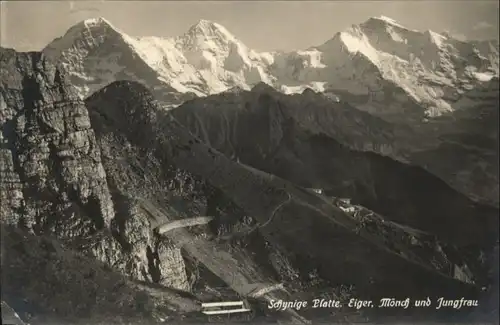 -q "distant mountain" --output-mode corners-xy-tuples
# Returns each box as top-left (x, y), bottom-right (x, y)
(43, 16), (498, 119)
(42, 17), (271, 108)
(302, 16), (498, 120)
